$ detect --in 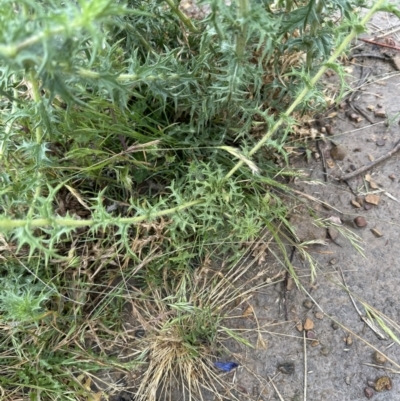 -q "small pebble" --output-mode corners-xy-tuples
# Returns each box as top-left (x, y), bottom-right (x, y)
(373, 351), (387, 365)
(329, 258), (337, 265)
(345, 334), (353, 346)
(306, 330), (317, 339)
(349, 112), (360, 121)
(286, 277), (294, 291)
(367, 380), (375, 388)
(376, 139), (385, 146)
(328, 227), (339, 240)
(345, 376), (352, 385)
(351, 199), (361, 208)
(374, 110), (387, 118)
(364, 387), (374, 399)
(371, 228), (383, 238)
(320, 126), (326, 133)
(278, 362), (295, 375)
(315, 311), (324, 320)
(330, 144), (347, 161)
(304, 318), (314, 331)
(375, 376), (392, 392)
(303, 299), (313, 309)
(296, 322), (303, 332)
(364, 203), (373, 211)
(365, 194), (380, 205)
(325, 125), (333, 135)
(311, 340), (319, 347)
(331, 322), (339, 330)
(320, 346), (330, 356)
(355, 196), (364, 206)
(354, 216), (367, 227)
(389, 174), (396, 180)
